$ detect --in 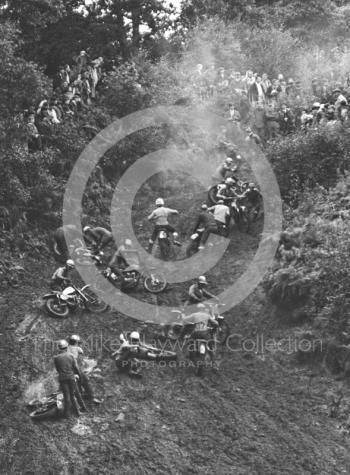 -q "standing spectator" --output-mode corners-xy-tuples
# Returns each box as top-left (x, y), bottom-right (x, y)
(54, 339), (87, 419)
(26, 113), (42, 153)
(279, 104), (295, 135)
(261, 73), (271, 96)
(265, 102), (280, 140)
(216, 67), (229, 94)
(205, 64), (217, 96)
(226, 103), (241, 124)
(81, 71), (92, 105)
(75, 51), (89, 74)
(252, 103), (266, 142)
